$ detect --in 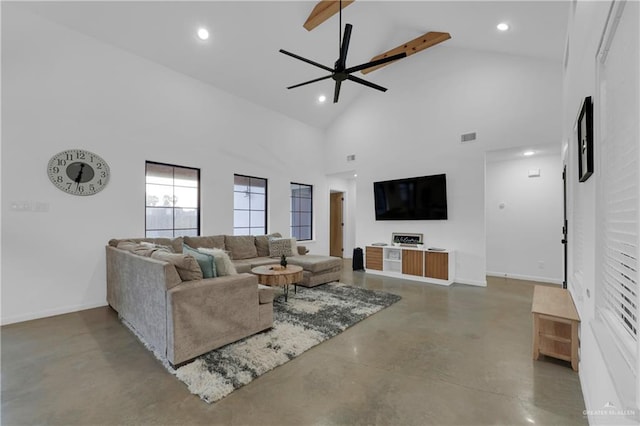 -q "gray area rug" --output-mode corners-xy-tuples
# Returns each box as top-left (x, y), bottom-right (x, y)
(172, 282), (401, 403)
